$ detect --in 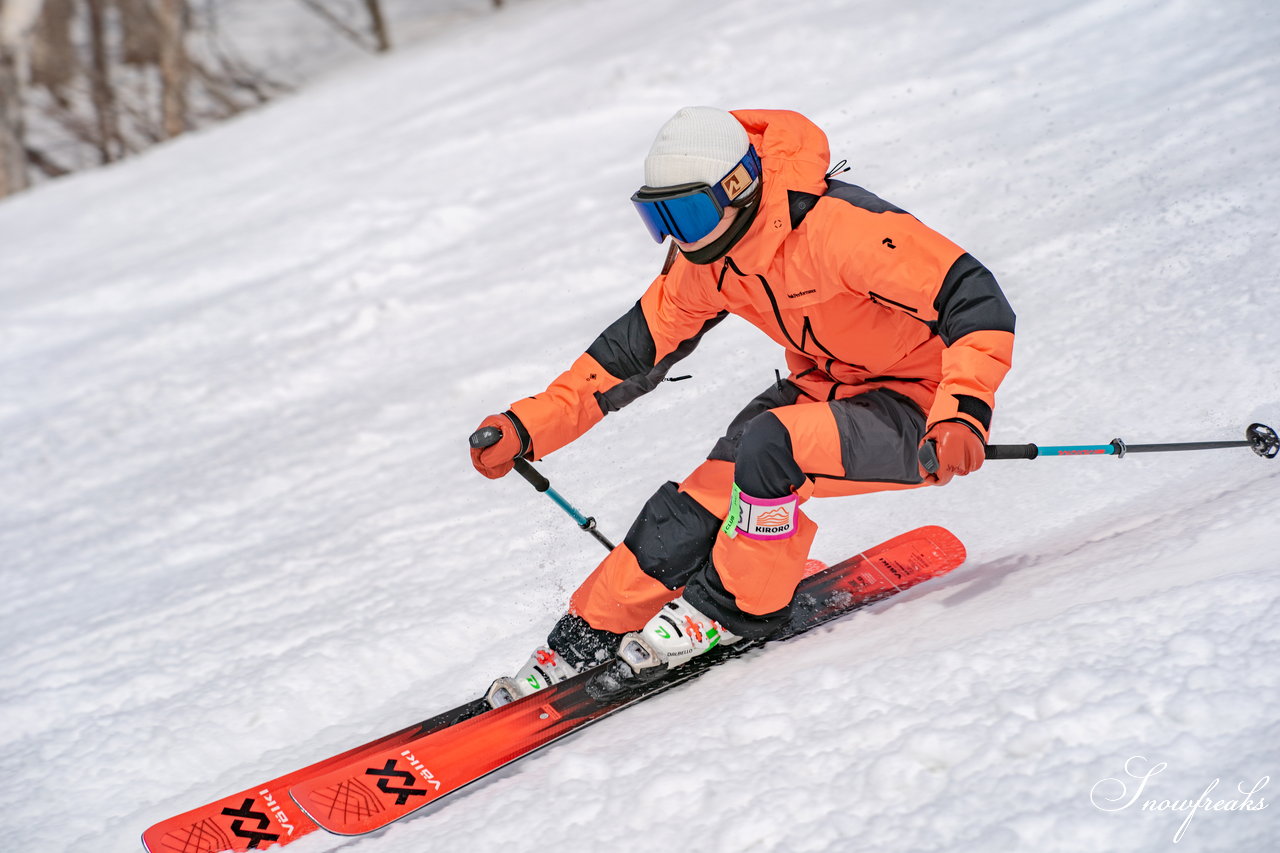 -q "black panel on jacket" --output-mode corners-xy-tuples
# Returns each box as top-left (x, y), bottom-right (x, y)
(953, 394), (994, 432)
(932, 254), (1016, 345)
(823, 180), (909, 215)
(594, 311), (729, 414)
(586, 300), (657, 381)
